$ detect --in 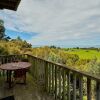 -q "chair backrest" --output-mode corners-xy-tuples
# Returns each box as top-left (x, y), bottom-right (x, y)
(14, 69), (26, 78)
